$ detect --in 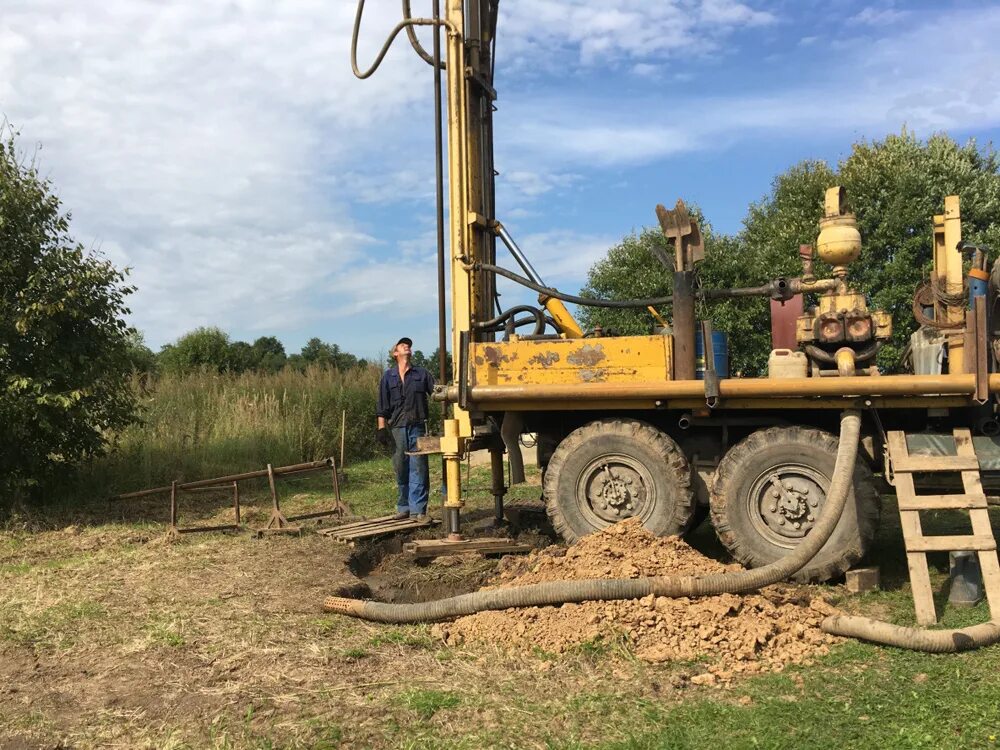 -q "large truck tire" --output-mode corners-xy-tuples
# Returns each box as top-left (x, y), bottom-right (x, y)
(709, 425), (880, 583)
(543, 419), (696, 543)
